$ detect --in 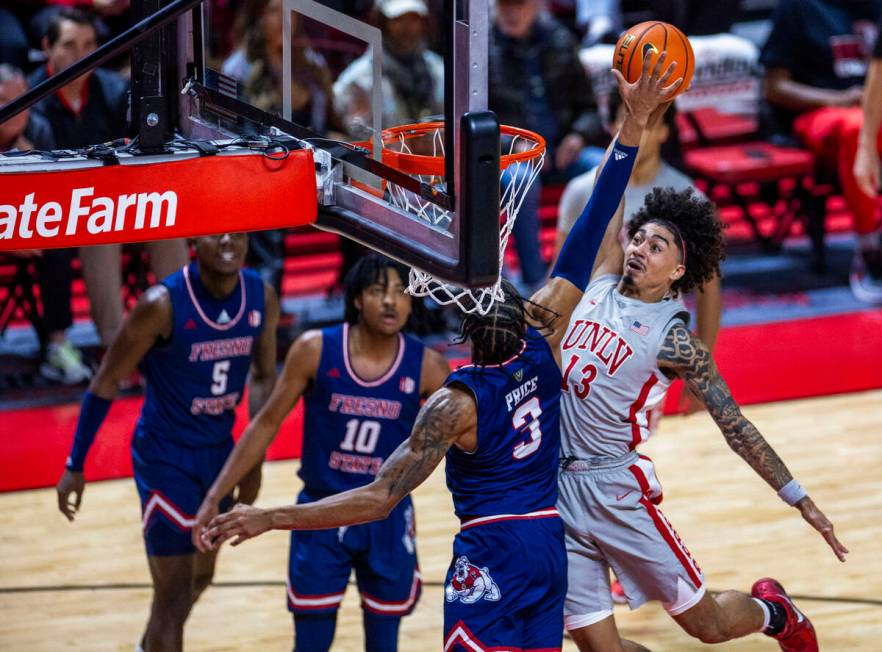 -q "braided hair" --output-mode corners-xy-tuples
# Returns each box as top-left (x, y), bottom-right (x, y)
(456, 279), (532, 365)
